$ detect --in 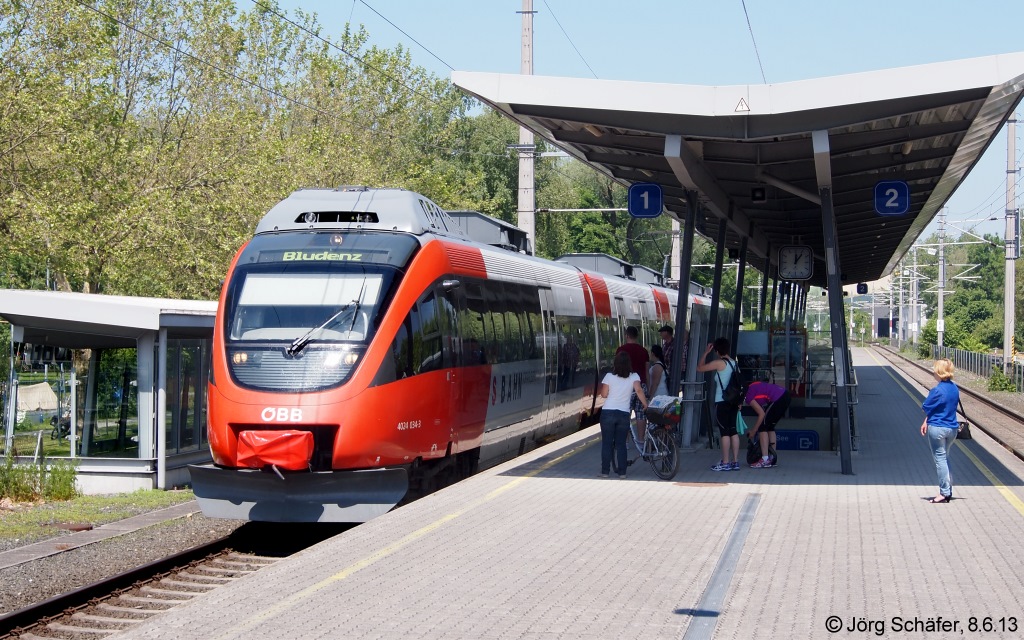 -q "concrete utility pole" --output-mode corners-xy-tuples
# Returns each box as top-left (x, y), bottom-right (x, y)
(938, 208), (946, 347)
(898, 262), (905, 344)
(1004, 114), (1018, 373)
(912, 247), (919, 344)
(516, 0), (536, 247)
